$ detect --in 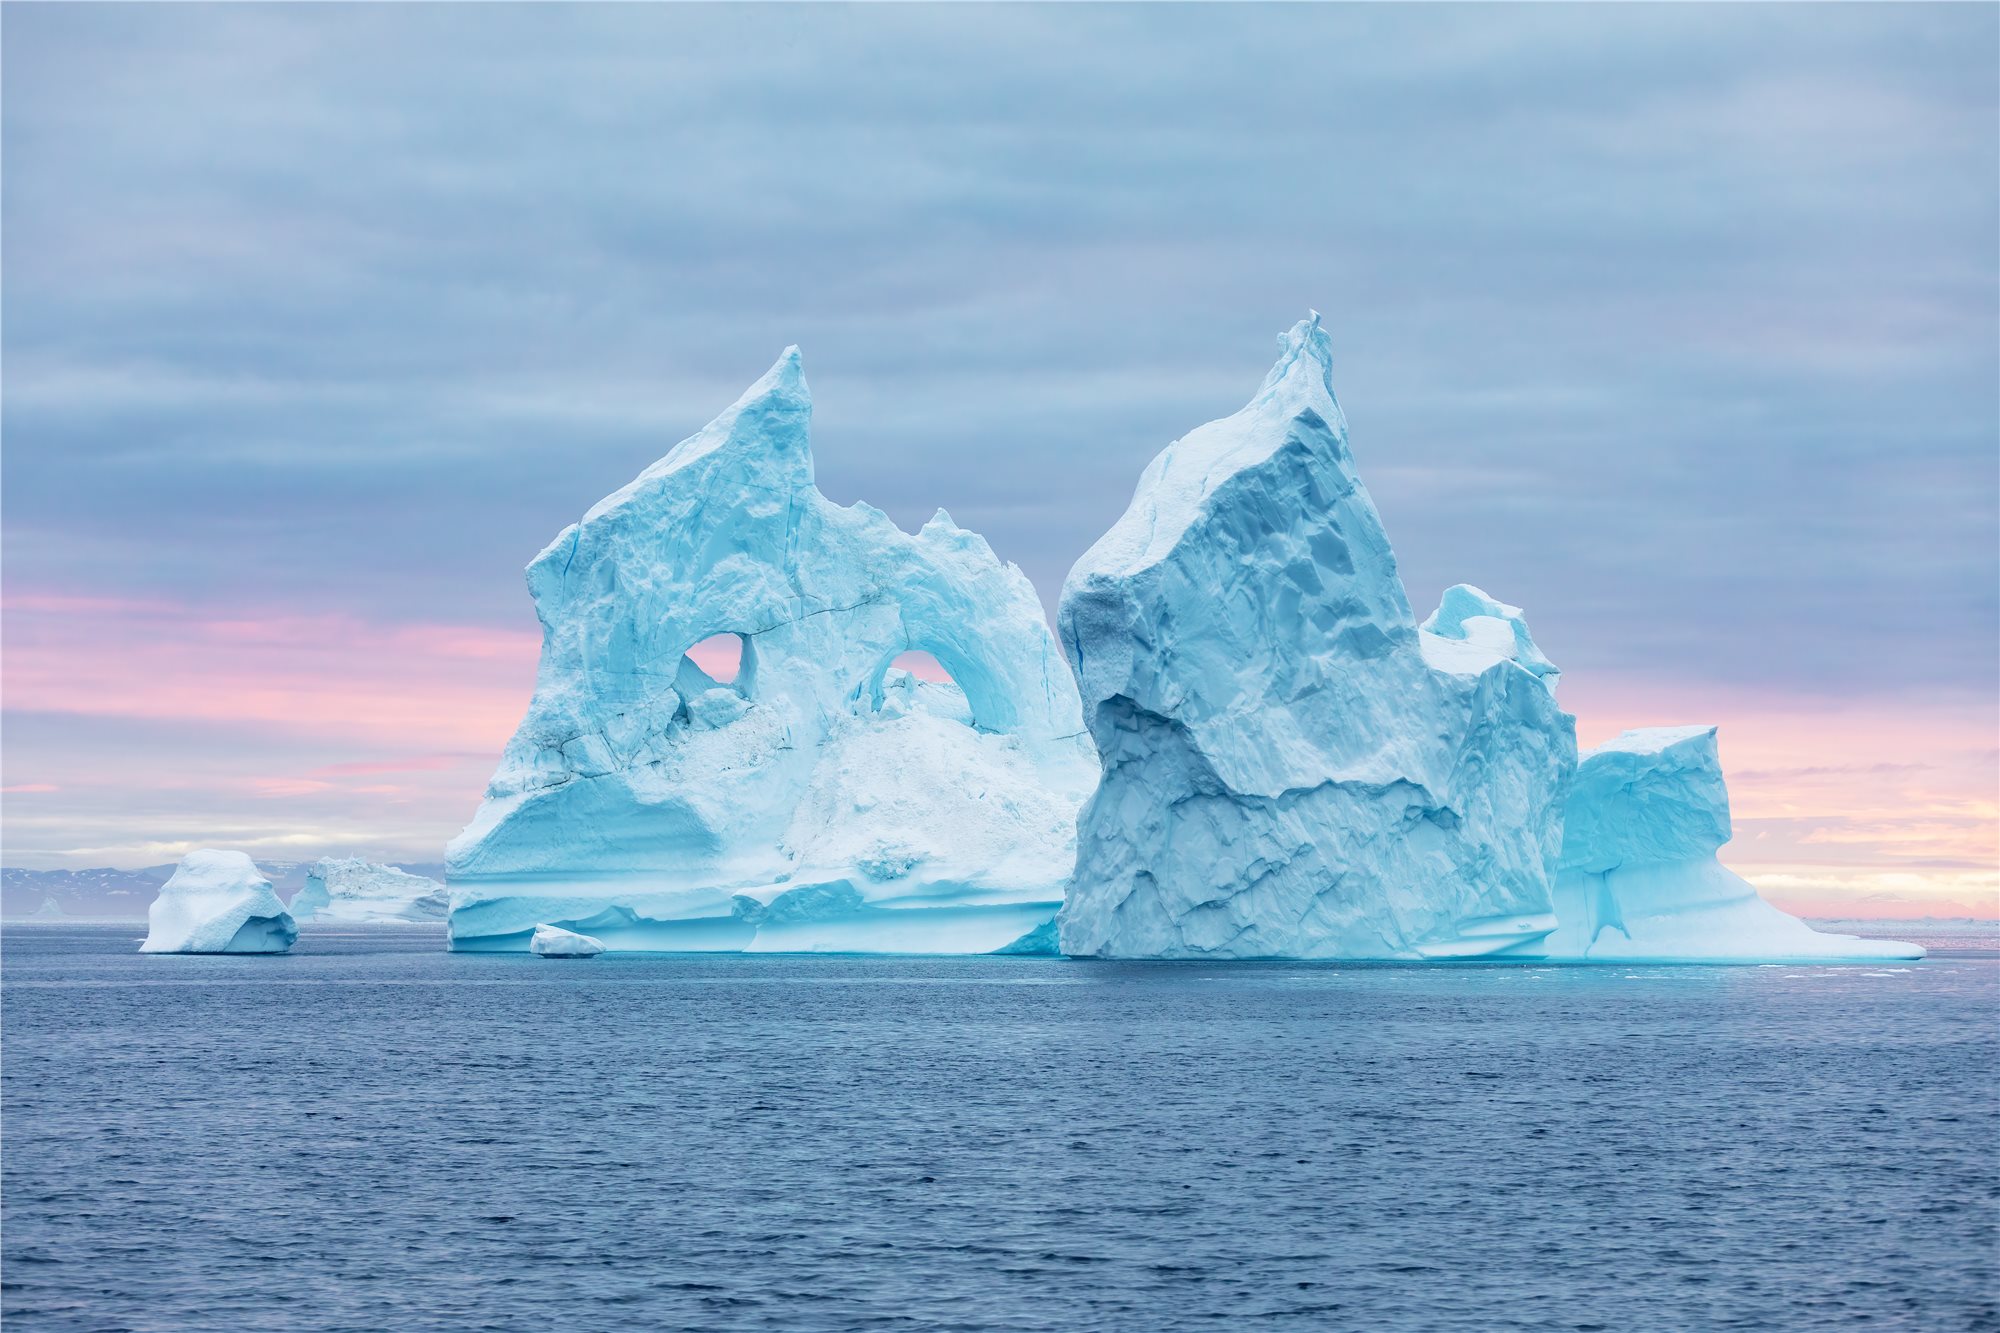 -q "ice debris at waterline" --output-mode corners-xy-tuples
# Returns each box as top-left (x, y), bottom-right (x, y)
(290, 858), (449, 924)
(446, 347), (1097, 954)
(1057, 314), (1575, 960)
(1547, 727), (1923, 961)
(140, 850), (298, 954)
(530, 924), (605, 958)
